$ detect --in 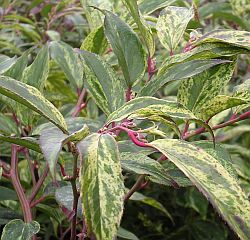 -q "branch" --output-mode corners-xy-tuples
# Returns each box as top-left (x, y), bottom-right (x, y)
(124, 175), (145, 201)
(72, 88), (87, 117)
